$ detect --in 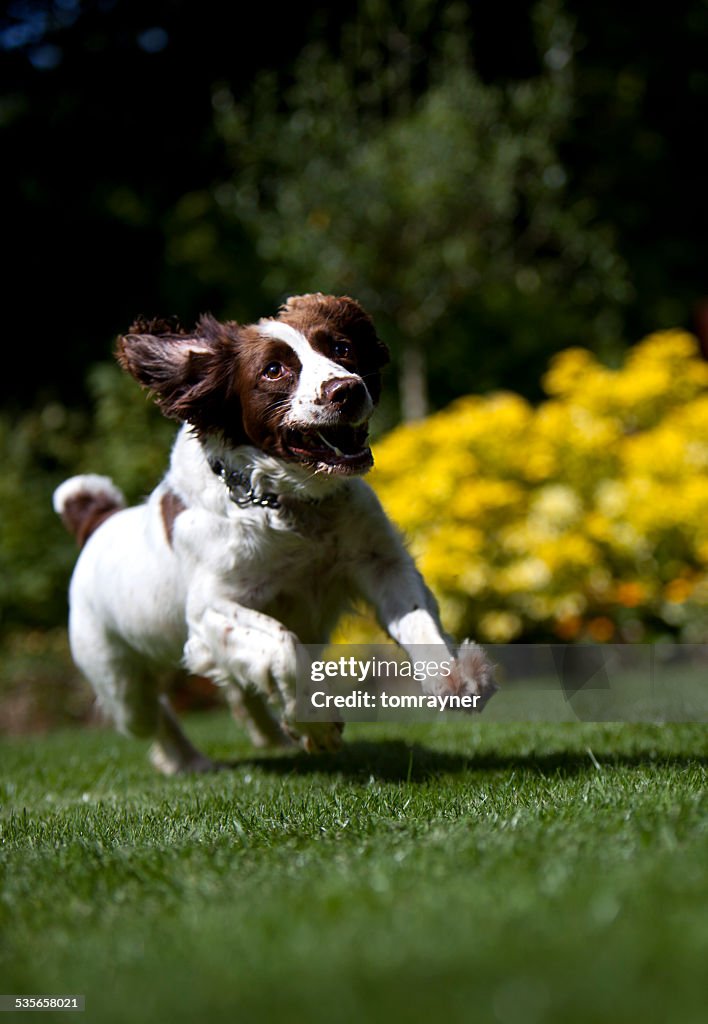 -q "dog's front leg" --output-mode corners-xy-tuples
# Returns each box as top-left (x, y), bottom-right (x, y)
(354, 550), (497, 711)
(184, 590), (343, 753)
